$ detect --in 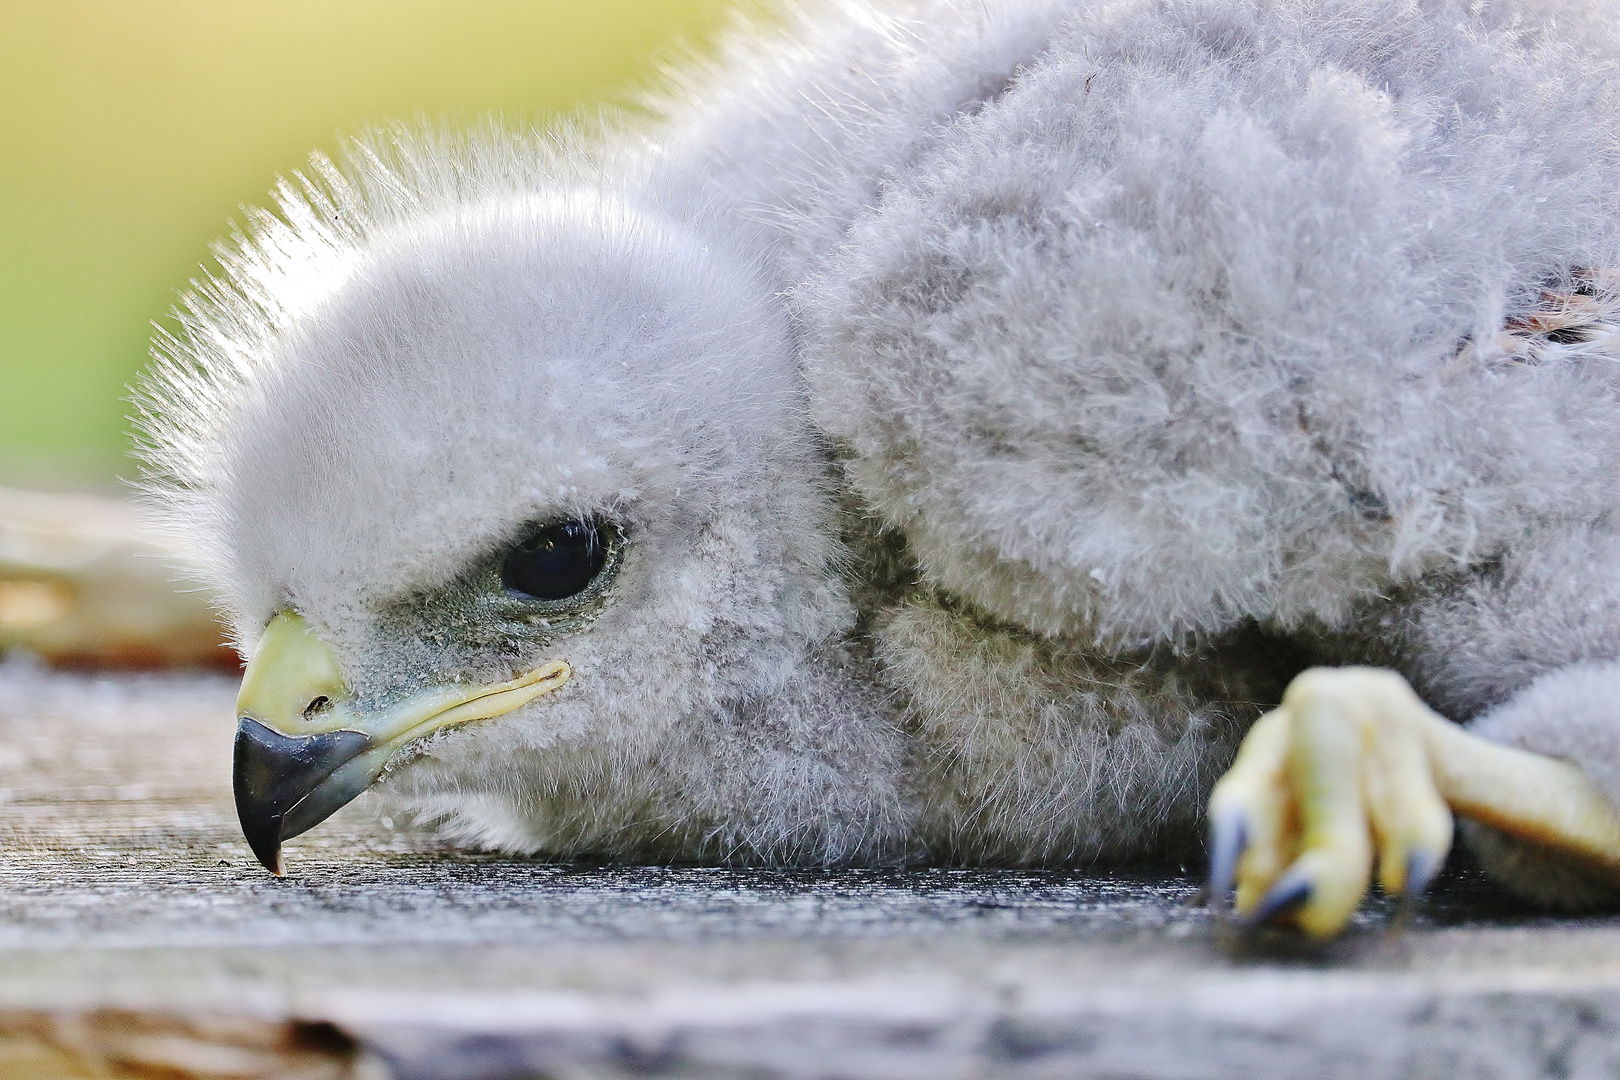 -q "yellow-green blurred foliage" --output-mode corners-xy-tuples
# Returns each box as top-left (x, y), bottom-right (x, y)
(0, 0), (731, 484)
